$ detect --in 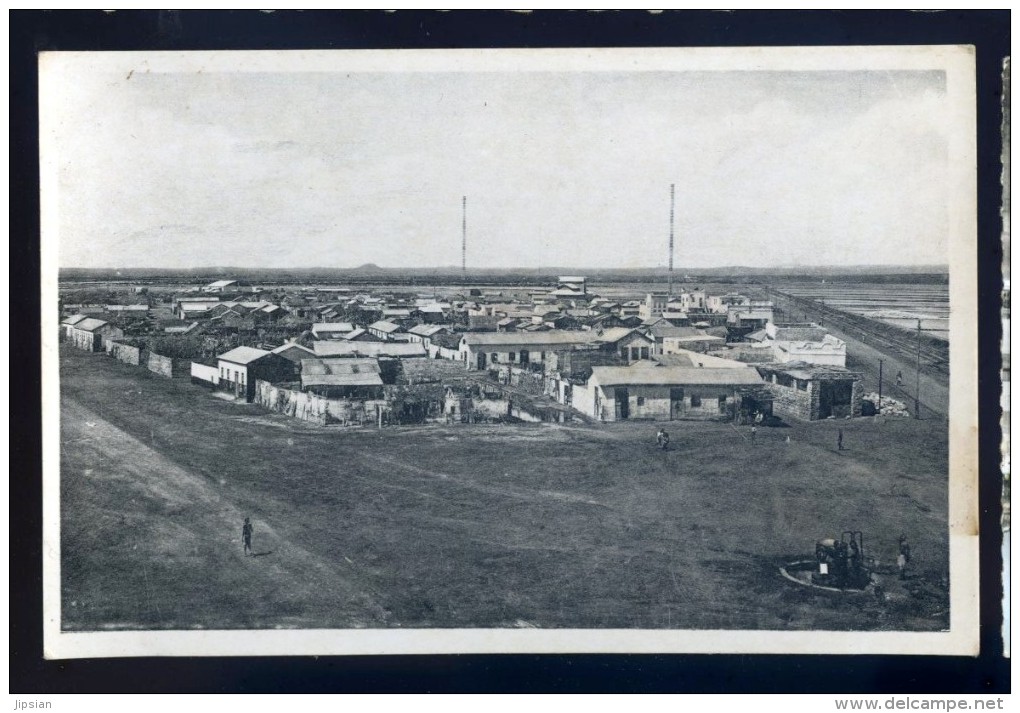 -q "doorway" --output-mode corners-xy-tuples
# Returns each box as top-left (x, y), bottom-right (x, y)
(819, 380), (852, 419)
(670, 388), (685, 420)
(615, 388), (630, 420)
